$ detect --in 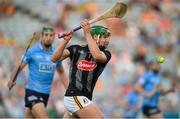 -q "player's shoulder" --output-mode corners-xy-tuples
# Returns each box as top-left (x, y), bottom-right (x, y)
(67, 44), (82, 49)
(73, 44), (82, 48)
(80, 44), (87, 47)
(52, 45), (57, 52)
(143, 71), (152, 77)
(28, 43), (41, 52)
(104, 49), (111, 53)
(103, 49), (112, 57)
